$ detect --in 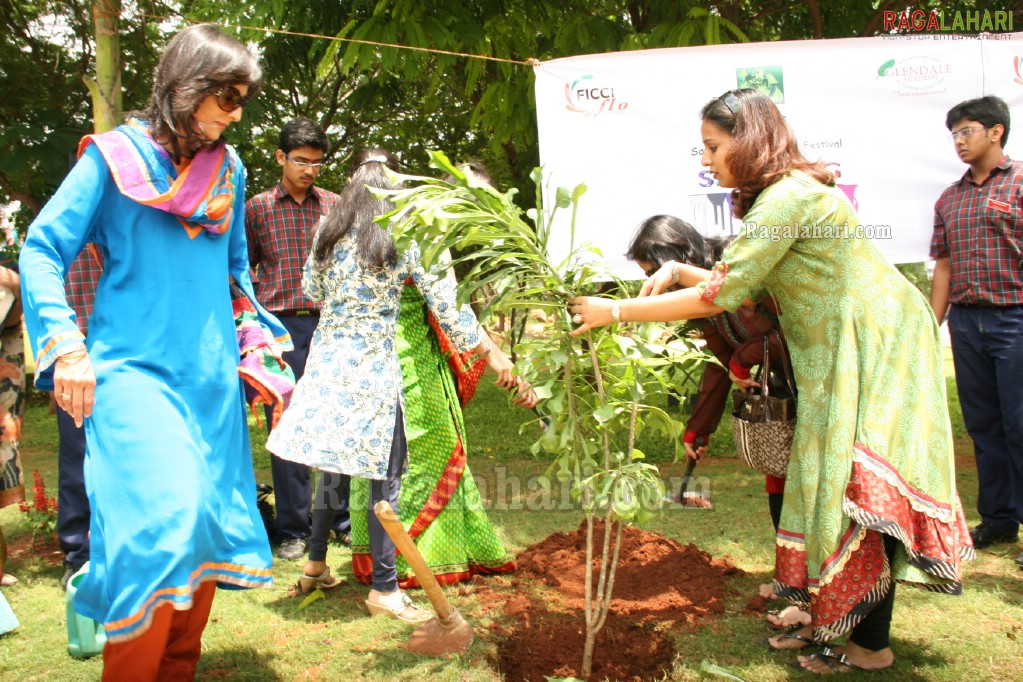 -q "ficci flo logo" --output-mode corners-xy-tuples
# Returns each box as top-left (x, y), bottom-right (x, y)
(564, 74), (628, 116)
